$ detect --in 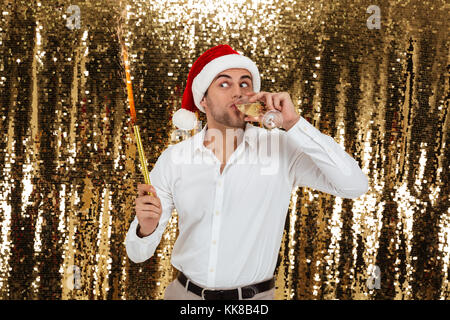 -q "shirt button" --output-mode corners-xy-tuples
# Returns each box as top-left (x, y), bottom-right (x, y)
(215, 210), (220, 215)
(303, 126), (308, 131)
(212, 240), (216, 245)
(210, 268), (214, 272)
(218, 181), (222, 187)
